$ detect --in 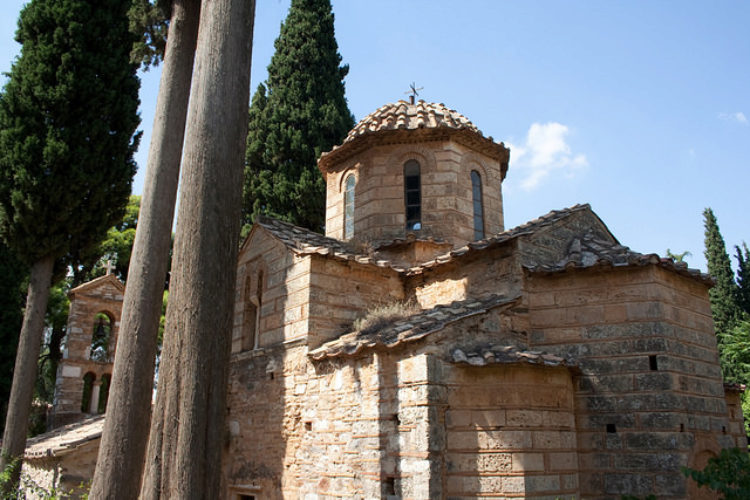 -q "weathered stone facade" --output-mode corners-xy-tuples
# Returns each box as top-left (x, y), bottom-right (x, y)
(32, 100), (744, 499)
(50, 275), (122, 428)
